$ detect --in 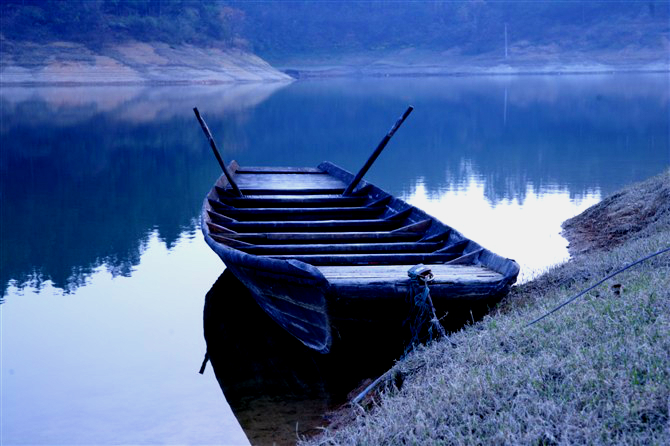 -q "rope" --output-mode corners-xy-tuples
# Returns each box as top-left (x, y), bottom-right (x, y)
(405, 265), (446, 353)
(353, 265), (446, 405)
(526, 245), (670, 328)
